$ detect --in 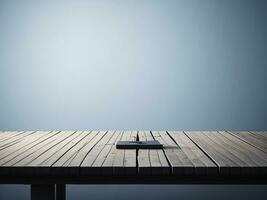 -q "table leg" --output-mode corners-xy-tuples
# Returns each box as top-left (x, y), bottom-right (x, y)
(55, 184), (66, 200)
(31, 184), (55, 200)
(31, 184), (66, 200)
